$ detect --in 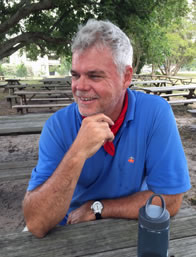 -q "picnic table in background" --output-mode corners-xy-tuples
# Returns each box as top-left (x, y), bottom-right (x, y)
(5, 78), (21, 85)
(130, 79), (168, 87)
(164, 76), (193, 86)
(13, 89), (74, 114)
(1, 207), (196, 257)
(41, 76), (71, 85)
(133, 74), (193, 86)
(133, 84), (196, 105)
(187, 109), (196, 116)
(0, 113), (52, 136)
